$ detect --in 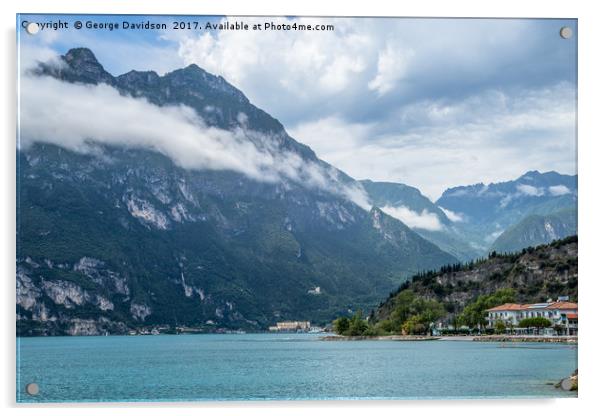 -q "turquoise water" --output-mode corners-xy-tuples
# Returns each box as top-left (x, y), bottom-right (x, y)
(17, 334), (577, 402)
